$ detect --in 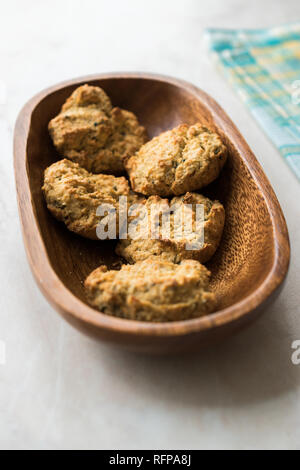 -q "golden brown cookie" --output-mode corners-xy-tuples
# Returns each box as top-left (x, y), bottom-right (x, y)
(125, 123), (227, 196)
(61, 84), (113, 115)
(84, 256), (216, 322)
(116, 192), (225, 264)
(48, 84), (147, 174)
(42, 159), (139, 239)
(88, 107), (148, 174)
